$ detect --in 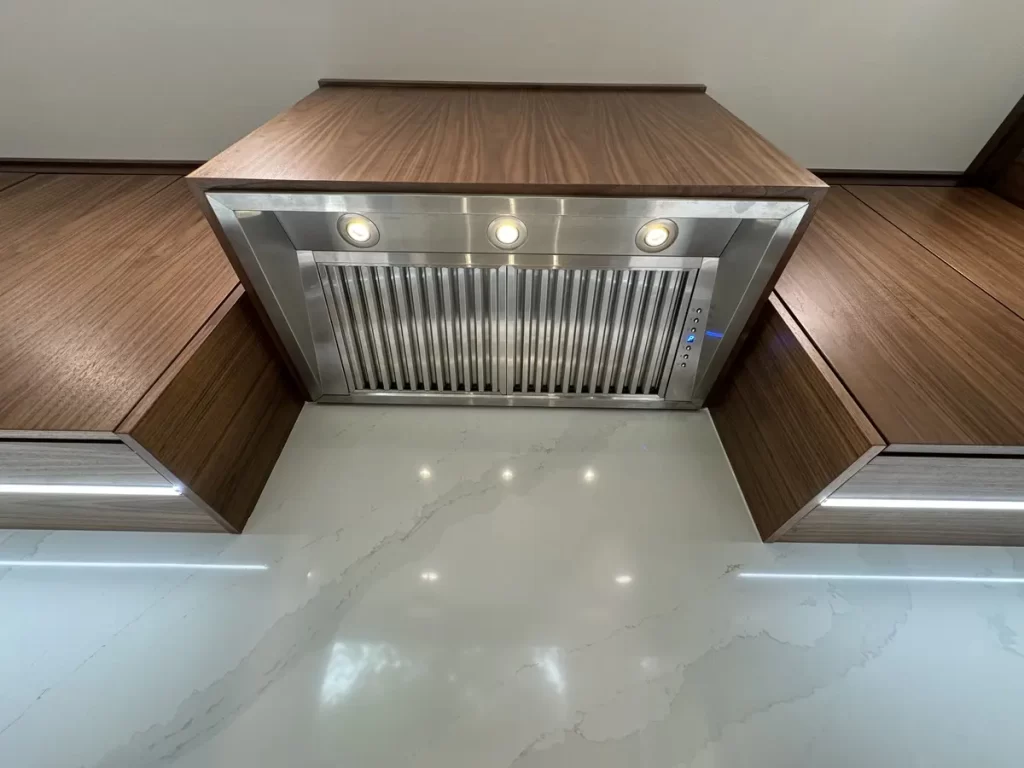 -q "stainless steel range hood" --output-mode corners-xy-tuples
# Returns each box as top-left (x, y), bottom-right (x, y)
(208, 192), (807, 408)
